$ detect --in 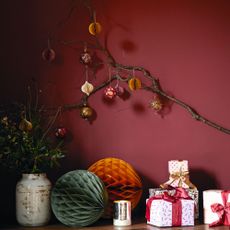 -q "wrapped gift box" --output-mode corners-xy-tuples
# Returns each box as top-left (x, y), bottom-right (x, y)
(168, 160), (188, 174)
(149, 188), (199, 219)
(146, 194), (194, 227)
(203, 190), (230, 226)
(161, 160), (196, 189)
